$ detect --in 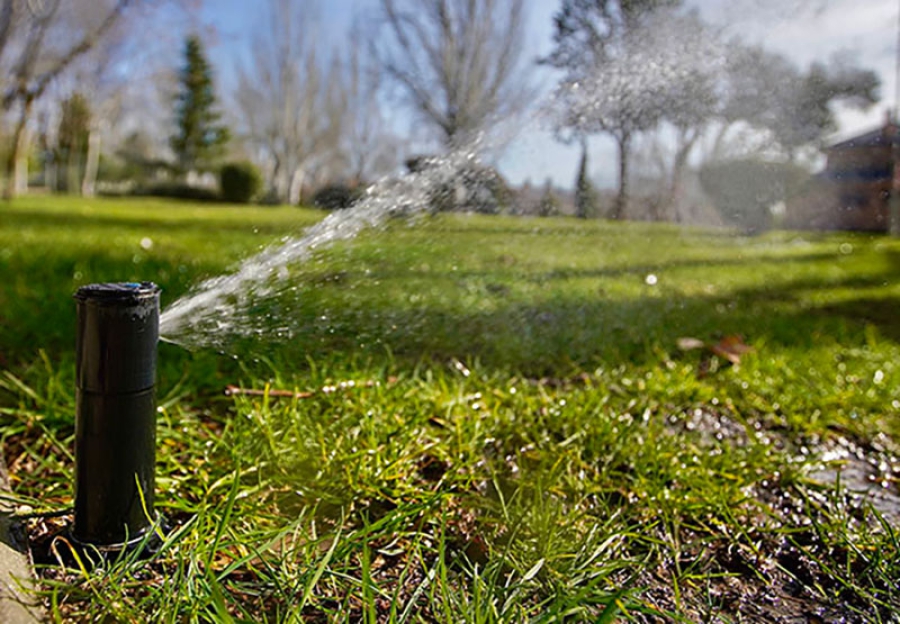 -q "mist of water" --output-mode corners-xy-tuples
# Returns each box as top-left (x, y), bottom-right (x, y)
(159, 143), (486, 350)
